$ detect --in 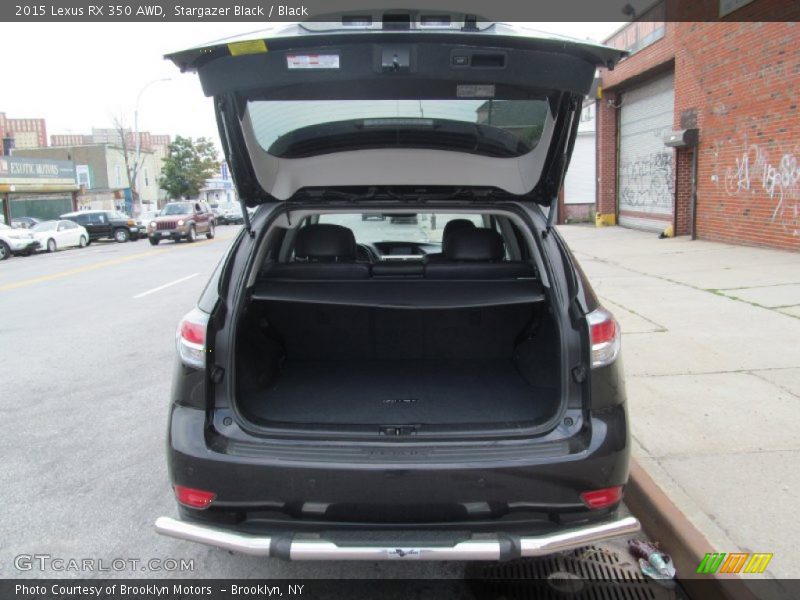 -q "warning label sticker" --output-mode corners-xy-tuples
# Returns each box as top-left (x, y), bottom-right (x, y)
(286, 54), (340, 69)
